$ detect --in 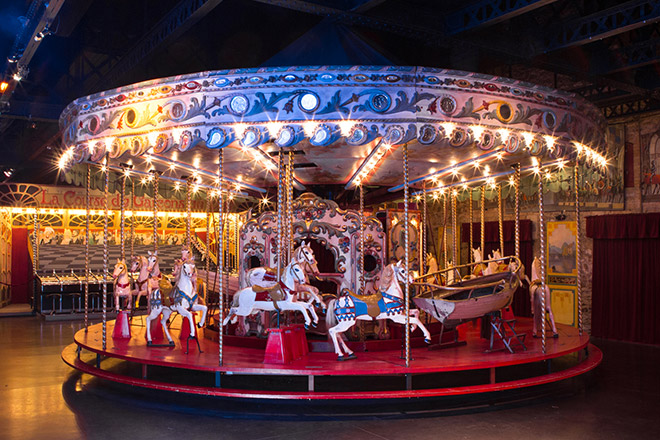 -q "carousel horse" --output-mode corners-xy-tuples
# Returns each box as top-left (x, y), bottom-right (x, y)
(146, 258), (209, 347)
(245, 241), (325, 311)
(325, 260), (432, 361)
(528, 257), (559, 338)
(172, 257), (206, 306)
(112, 259), (133, 311)
(426, 253), (439, 275)
(130, 252), (160, 308)
(471, 247), (488, 277)
(223, 259), (320, 330)
(484, 249), (509, 275)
